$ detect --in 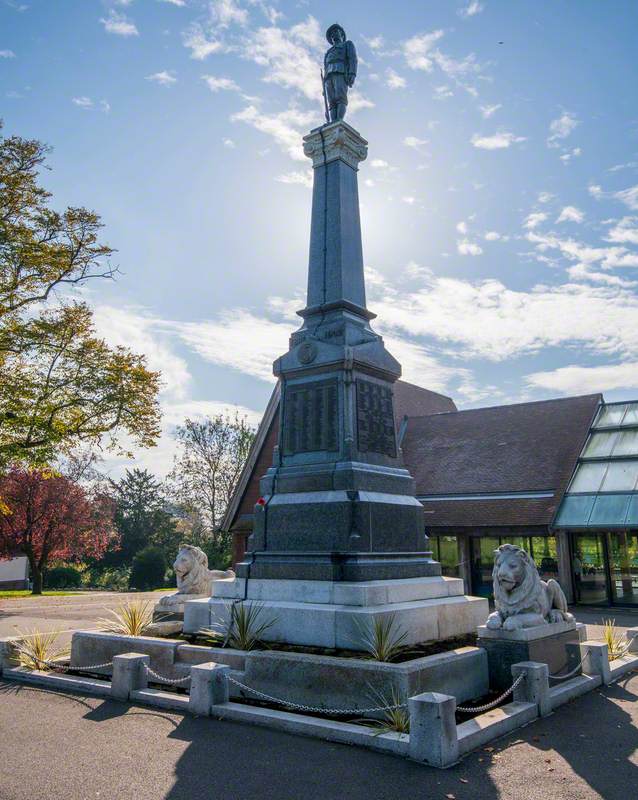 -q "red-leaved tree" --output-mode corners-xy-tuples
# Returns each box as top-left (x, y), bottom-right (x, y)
(0, 467), (116, 594)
